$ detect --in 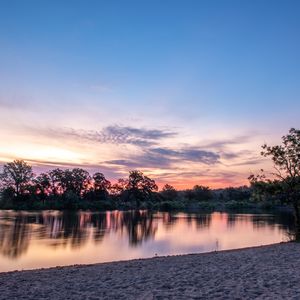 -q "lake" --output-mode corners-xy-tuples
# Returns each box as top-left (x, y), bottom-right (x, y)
(0, 210), (294, 272)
